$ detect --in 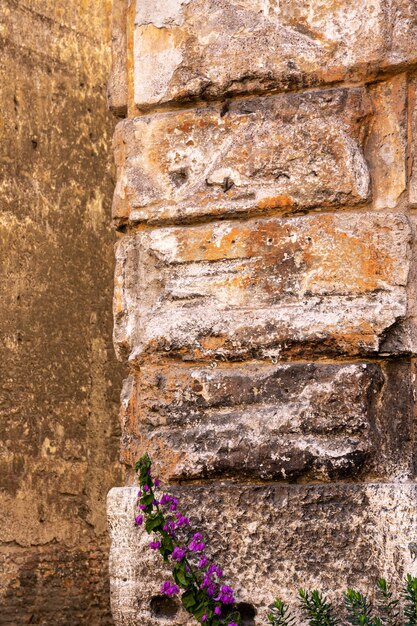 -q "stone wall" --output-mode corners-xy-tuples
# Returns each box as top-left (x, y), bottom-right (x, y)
(107, 1), (417, 624)
(0, 1), (124, 624)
